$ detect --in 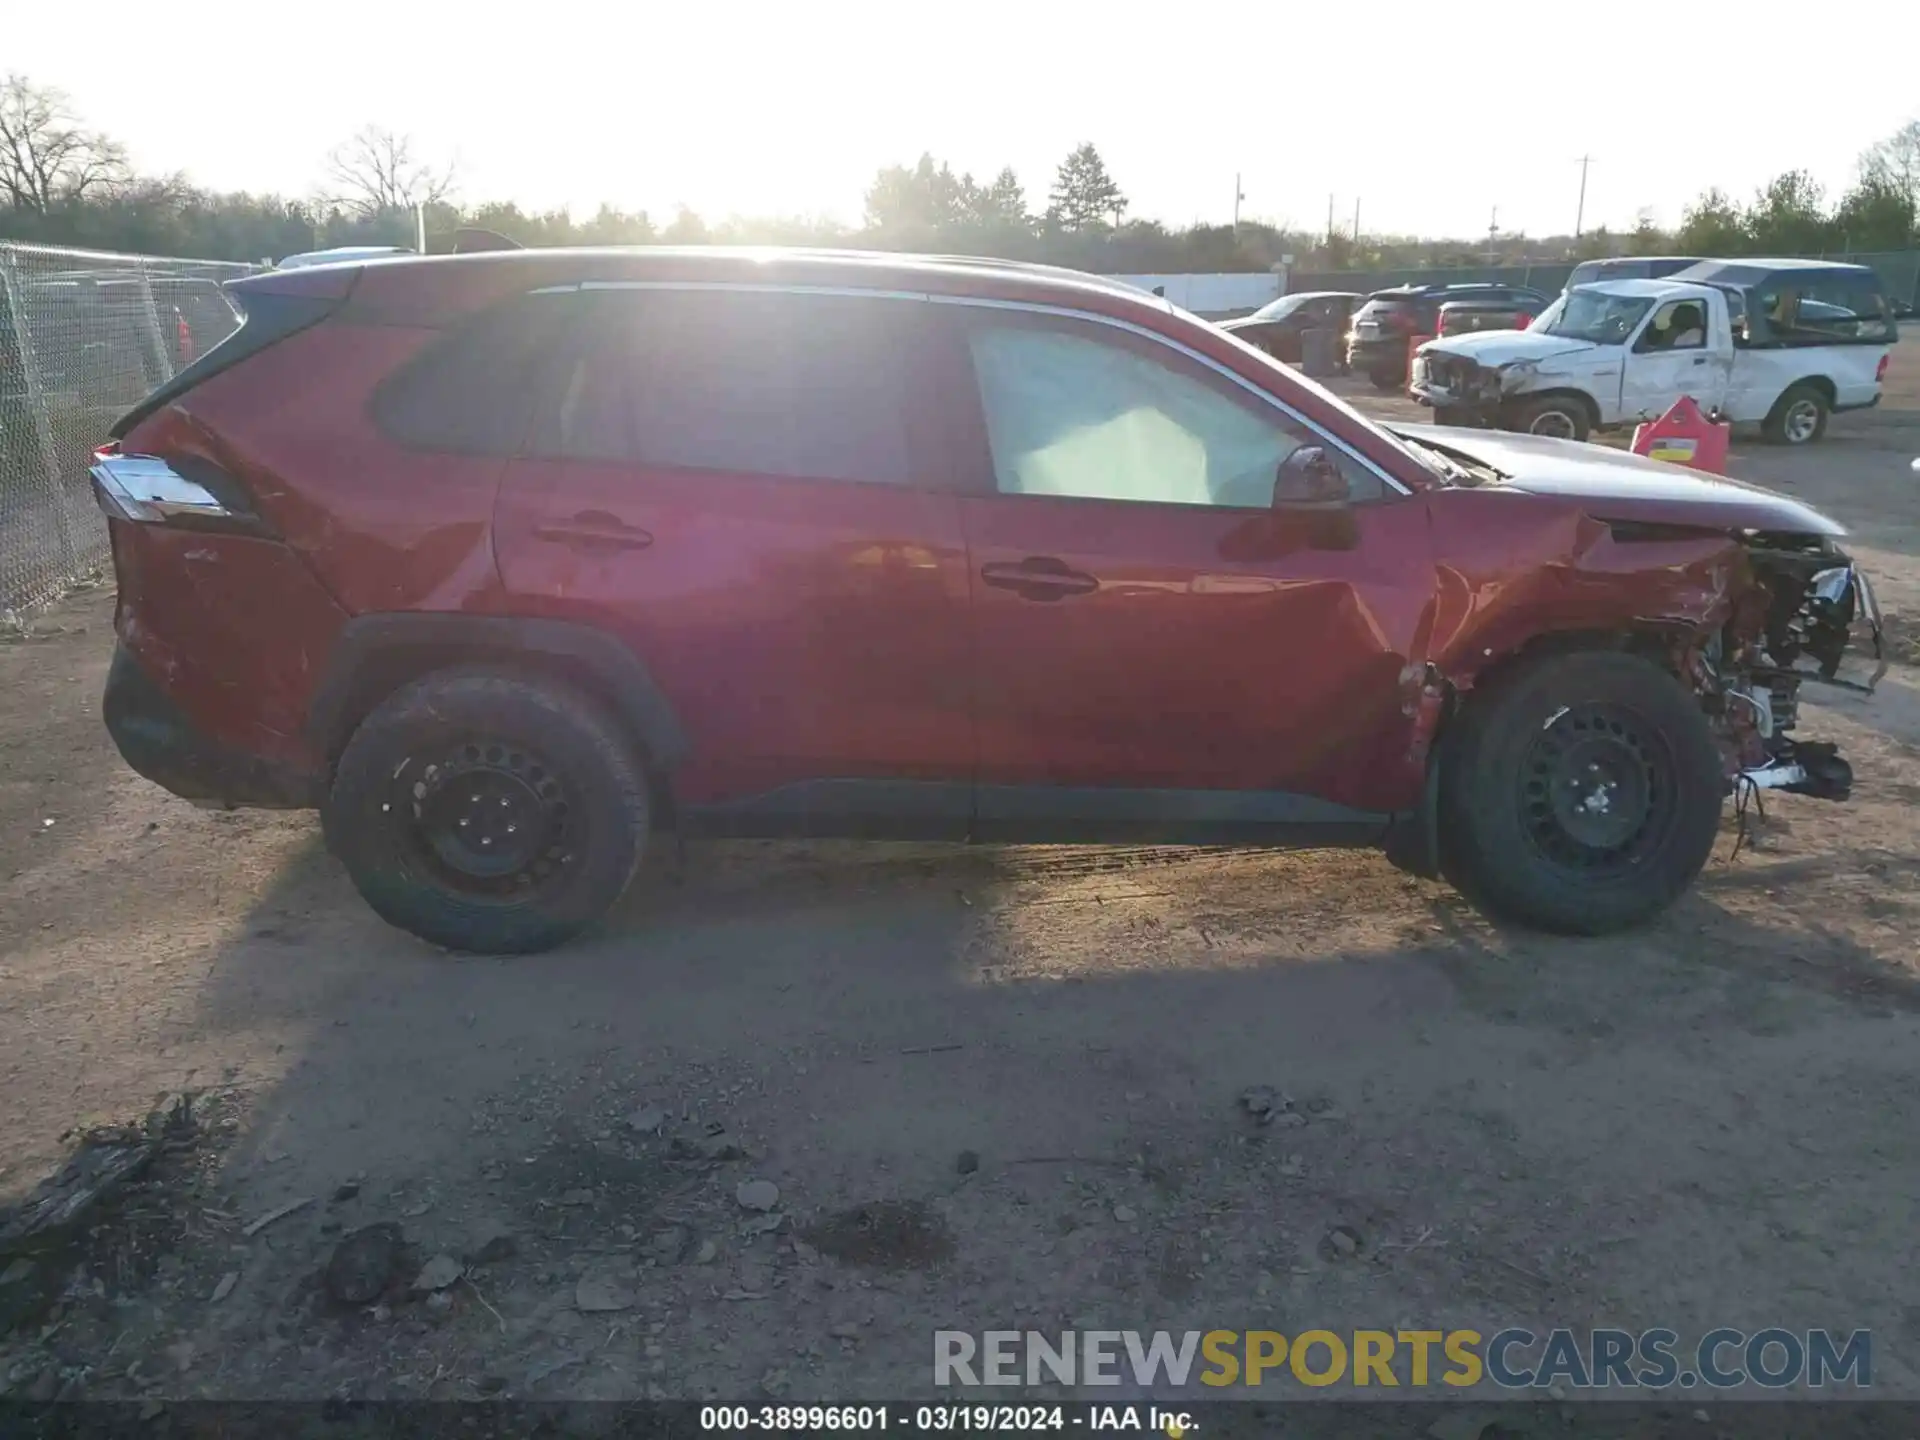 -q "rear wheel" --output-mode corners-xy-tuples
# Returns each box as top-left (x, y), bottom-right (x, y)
(1368, 366), (1402, 391)
(1763, 382), (1829, 445)
(323, 668), (650, 954)
(1506, 394), (1592, 442)
(1438, 650), (1723, 934)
